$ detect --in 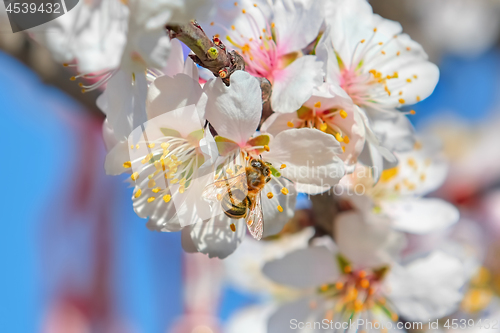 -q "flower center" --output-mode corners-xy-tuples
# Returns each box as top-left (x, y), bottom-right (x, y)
(316, 267), (398, 322)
